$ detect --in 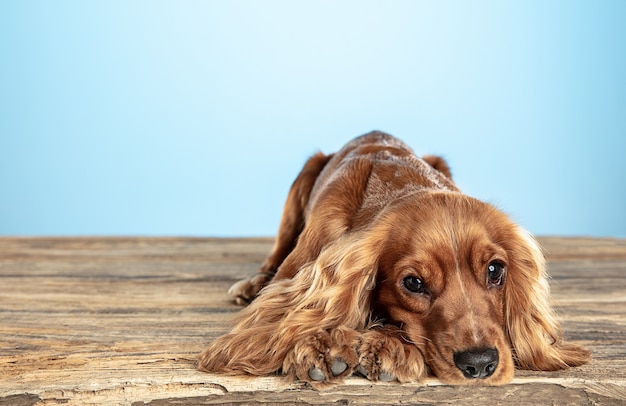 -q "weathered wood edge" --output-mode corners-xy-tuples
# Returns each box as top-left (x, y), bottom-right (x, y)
(3, 375), (625, 405)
